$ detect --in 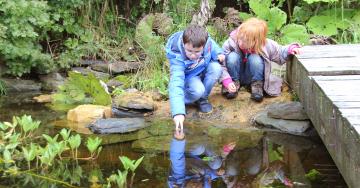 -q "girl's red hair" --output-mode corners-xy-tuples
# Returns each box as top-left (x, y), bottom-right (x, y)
(236, 17), (268, 54)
